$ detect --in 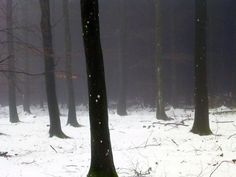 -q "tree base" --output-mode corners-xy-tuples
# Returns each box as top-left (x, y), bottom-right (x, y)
(156, 114), (172, 121)
(23, 109), (31, 114)
(49, 129), (70, 139)
(10, 119), (20, 123)
(87, 169), (118, 177)
(23, 111), (32, 115)
(67, 121), (82, 128)
(190, 127), (212, 136)
(117, 111), (128, 116)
